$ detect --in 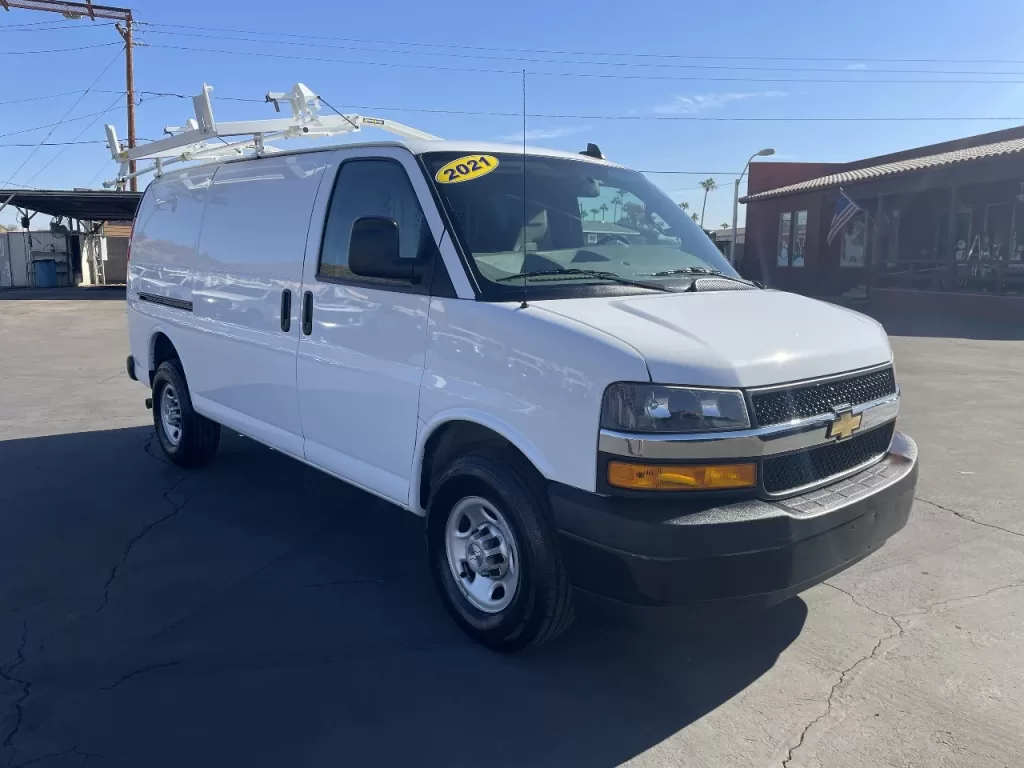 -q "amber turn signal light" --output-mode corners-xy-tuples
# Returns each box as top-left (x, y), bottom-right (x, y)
(608, 461), (757, 491)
